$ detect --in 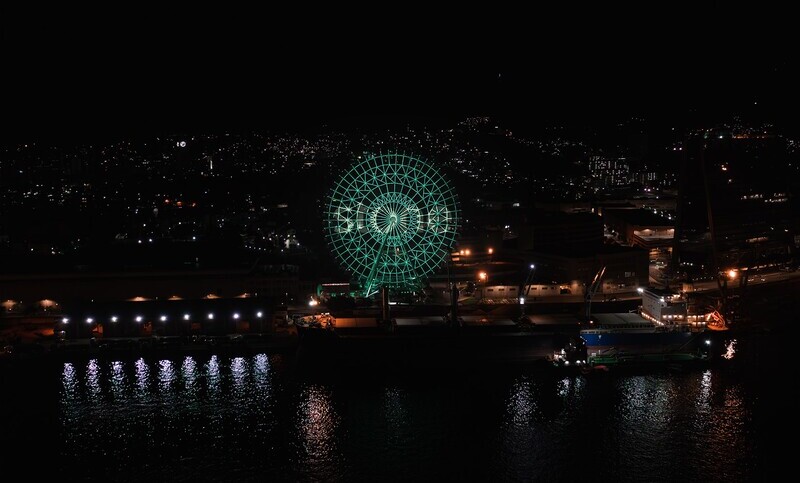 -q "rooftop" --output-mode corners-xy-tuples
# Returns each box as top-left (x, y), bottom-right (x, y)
(603, 208), (673, 227)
